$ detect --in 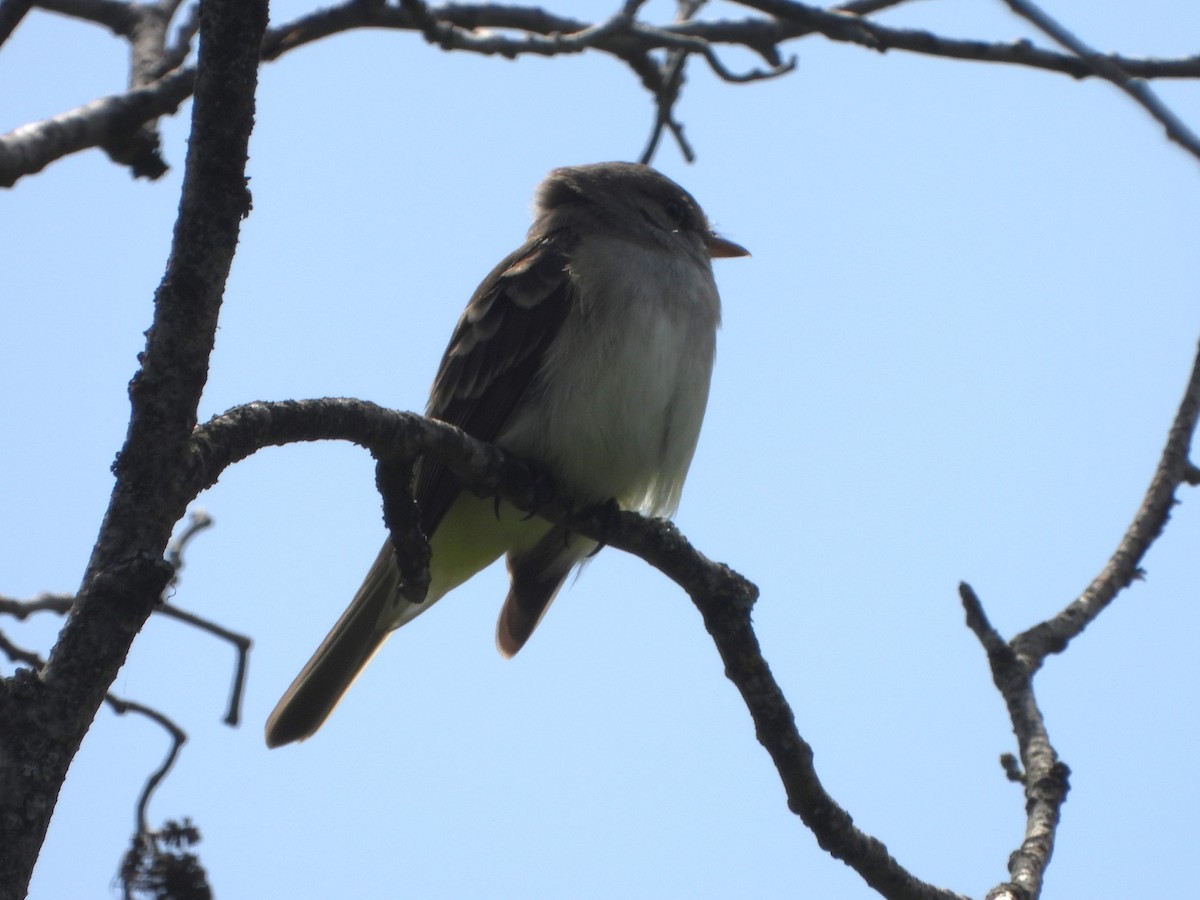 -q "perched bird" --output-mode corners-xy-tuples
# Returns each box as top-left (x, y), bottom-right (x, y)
(265, 162), (748, 748)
